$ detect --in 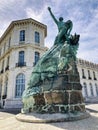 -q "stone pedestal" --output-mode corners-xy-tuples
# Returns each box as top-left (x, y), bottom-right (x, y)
(17, 69), (90, 123)
(32, 65), (86, 114)
(16, 111), (90, 123)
